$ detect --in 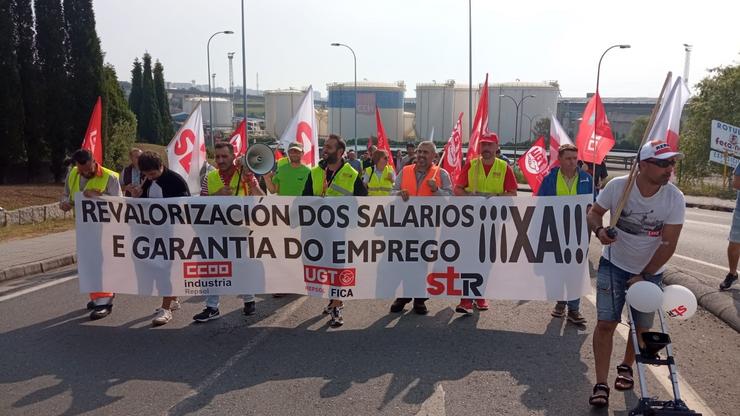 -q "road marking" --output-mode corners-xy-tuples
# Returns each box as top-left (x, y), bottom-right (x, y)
(415, 384), (446, 416)
(672, 254), (726, 272)
(167, 295), (309, 415)
(583, 293), (715, 416)
(684, 219), (729, 229)
(0, 276), (78, 303)
(685, 210), (732, 219)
